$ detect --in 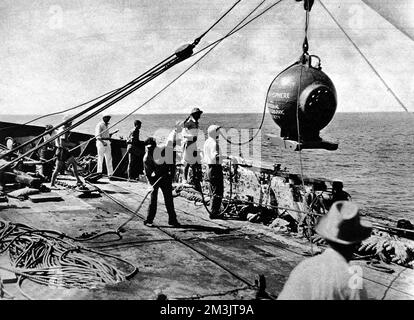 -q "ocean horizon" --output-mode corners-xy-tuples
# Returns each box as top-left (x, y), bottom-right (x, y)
(1, 112), (413, 222)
